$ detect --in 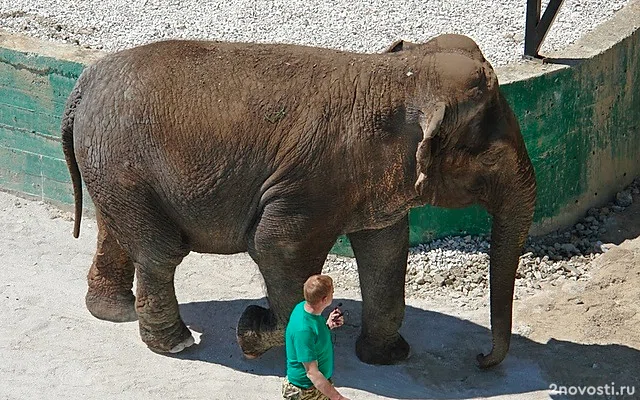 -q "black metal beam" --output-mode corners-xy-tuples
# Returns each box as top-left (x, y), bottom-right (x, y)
(524, 0), (565, 58)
